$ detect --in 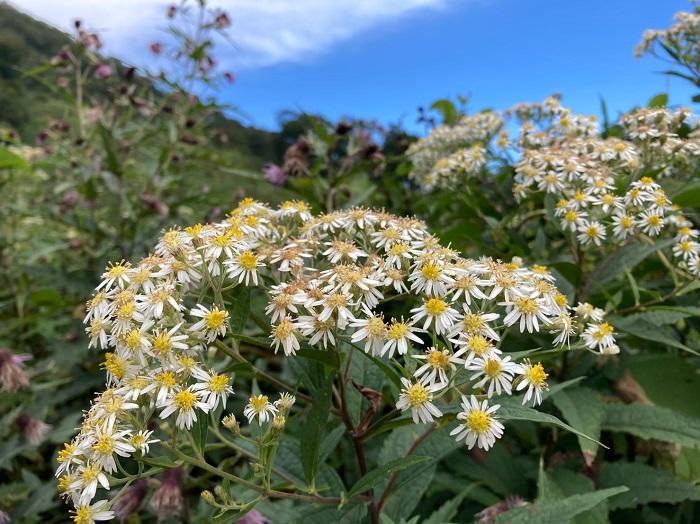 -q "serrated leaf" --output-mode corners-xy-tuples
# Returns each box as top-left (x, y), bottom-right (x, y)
(552, 387), (605, 466)
(598, 462), (700, 509)
(346, 455), (431, 499)
(495, 486), (628, 524)
(602, 403), (700, 448)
